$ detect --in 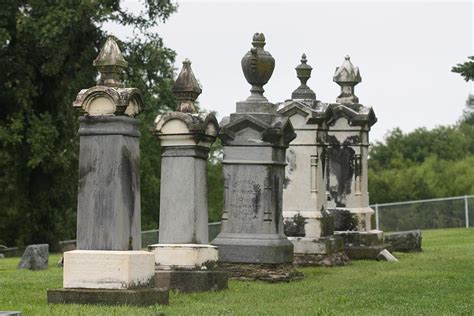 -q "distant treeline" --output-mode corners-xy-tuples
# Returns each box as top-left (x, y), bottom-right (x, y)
(368, 111), (474, 204)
